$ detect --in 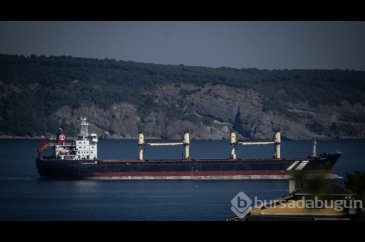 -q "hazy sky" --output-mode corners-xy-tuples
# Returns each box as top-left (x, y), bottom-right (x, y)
(1, 21), (365, 70)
